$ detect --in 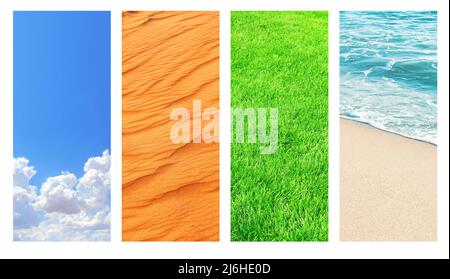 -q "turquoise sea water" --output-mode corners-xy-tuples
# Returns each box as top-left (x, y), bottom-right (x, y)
(340, 11), (437, 144)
